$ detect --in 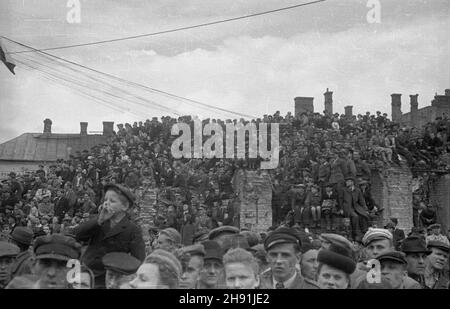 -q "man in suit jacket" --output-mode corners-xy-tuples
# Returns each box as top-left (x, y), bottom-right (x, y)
(74, 184), (145, 289)
(342, 177), (369, 241)
(390, 218), (406, 250)
(259, 227), (319, 289)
